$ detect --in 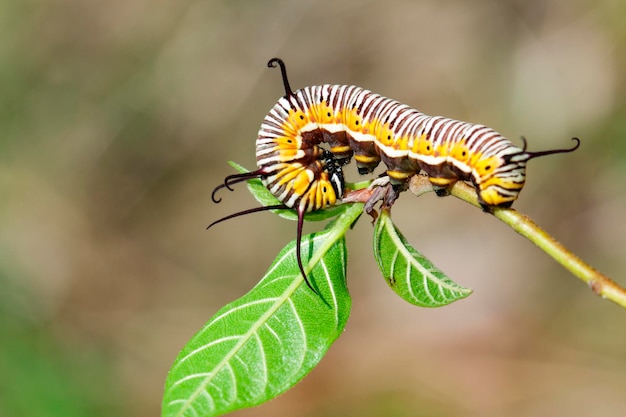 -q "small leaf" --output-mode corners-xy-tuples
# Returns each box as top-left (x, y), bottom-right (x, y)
(227, 161), (349, 222)
(162, 228), (351, 417)
(373, 210), (472, 307)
